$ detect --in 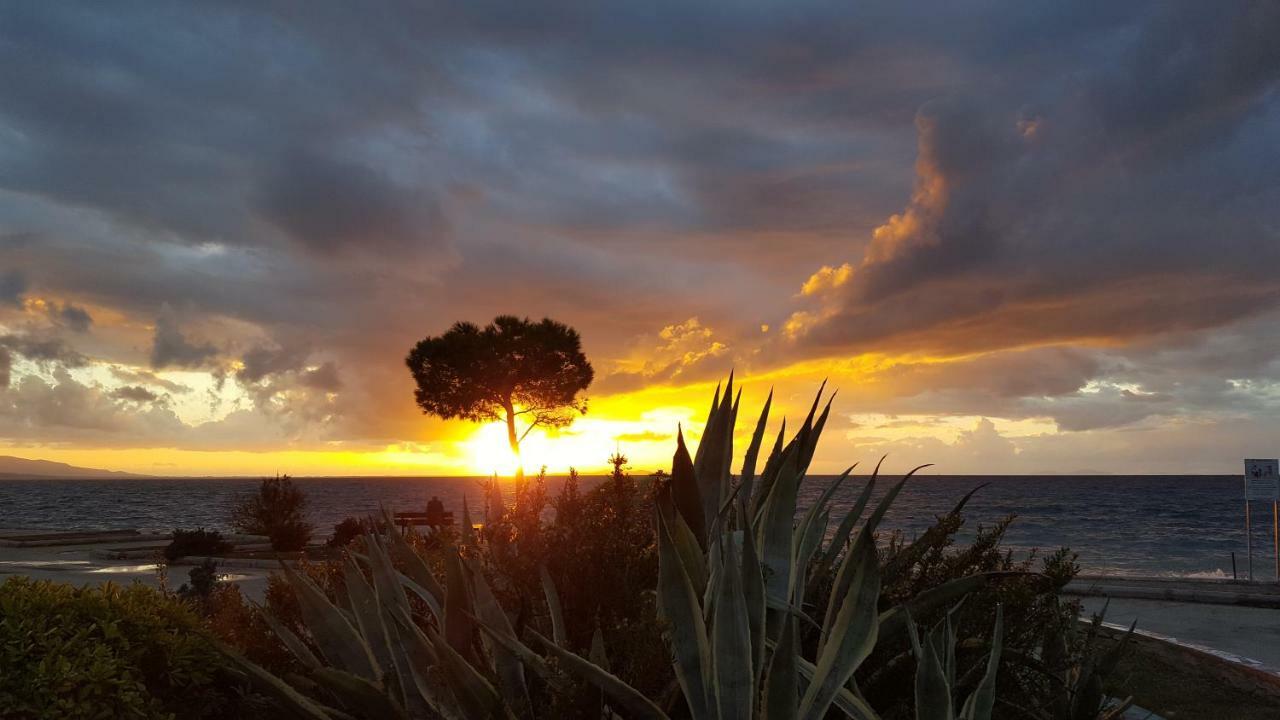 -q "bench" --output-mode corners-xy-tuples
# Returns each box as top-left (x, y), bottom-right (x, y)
(393, 511), (454, 530)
